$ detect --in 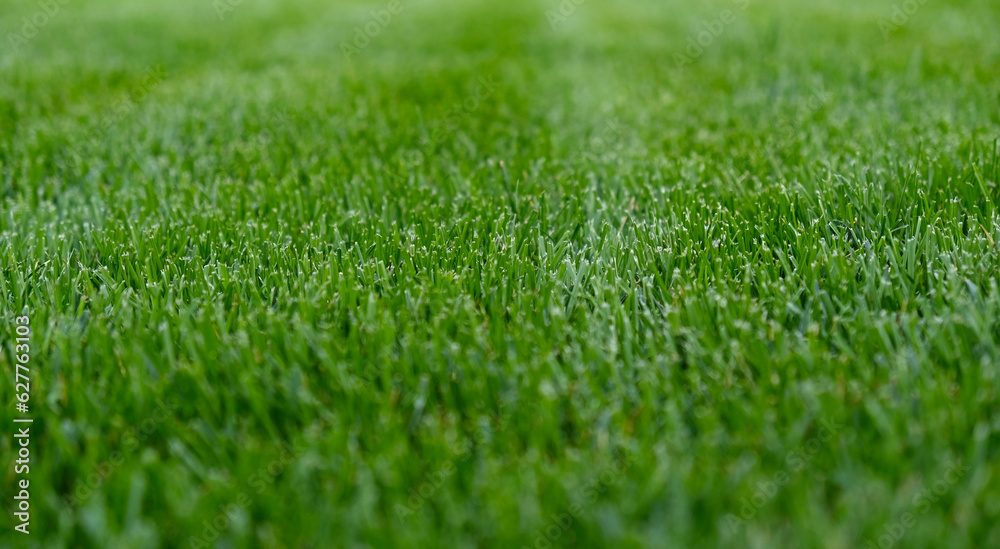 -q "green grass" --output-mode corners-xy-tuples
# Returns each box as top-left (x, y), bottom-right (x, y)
(1, 0), (1000, 547)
